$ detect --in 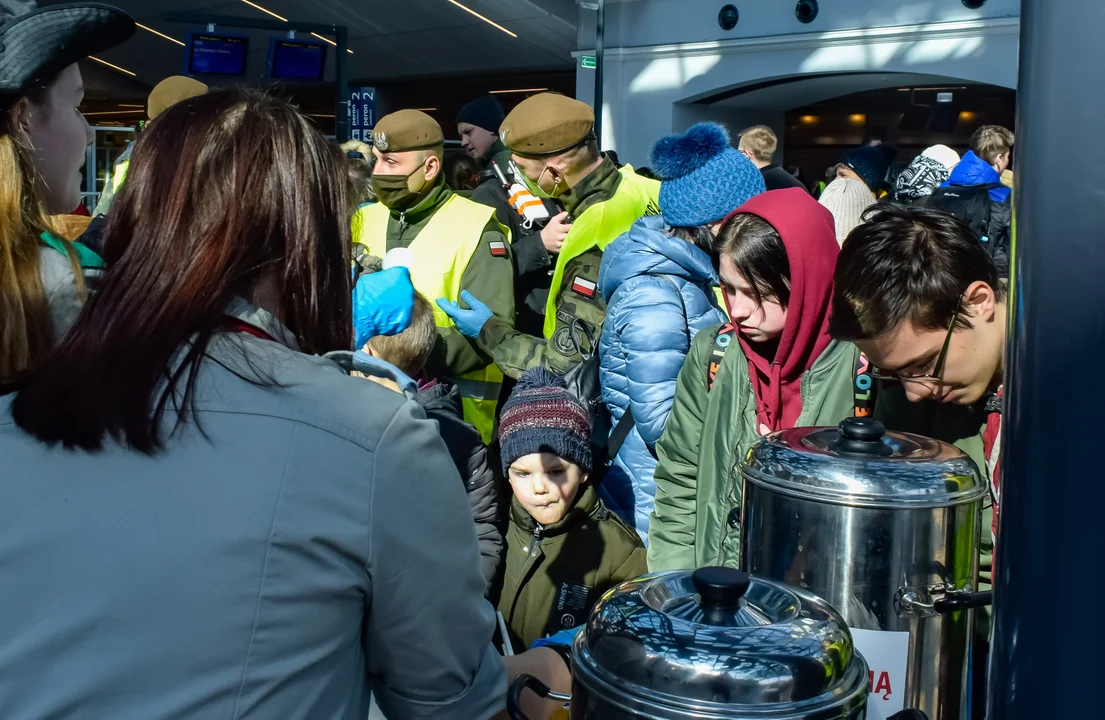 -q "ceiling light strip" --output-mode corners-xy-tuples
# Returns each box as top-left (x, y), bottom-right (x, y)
(490, 87), (547, 94)
(241, 0), (288, 22)
(84, 110), (146, 116)
(136, 22), (185, 46)
(445, 0), (517, 38)
(89, 56), (136, 77)
(309, 32), (354, 54)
